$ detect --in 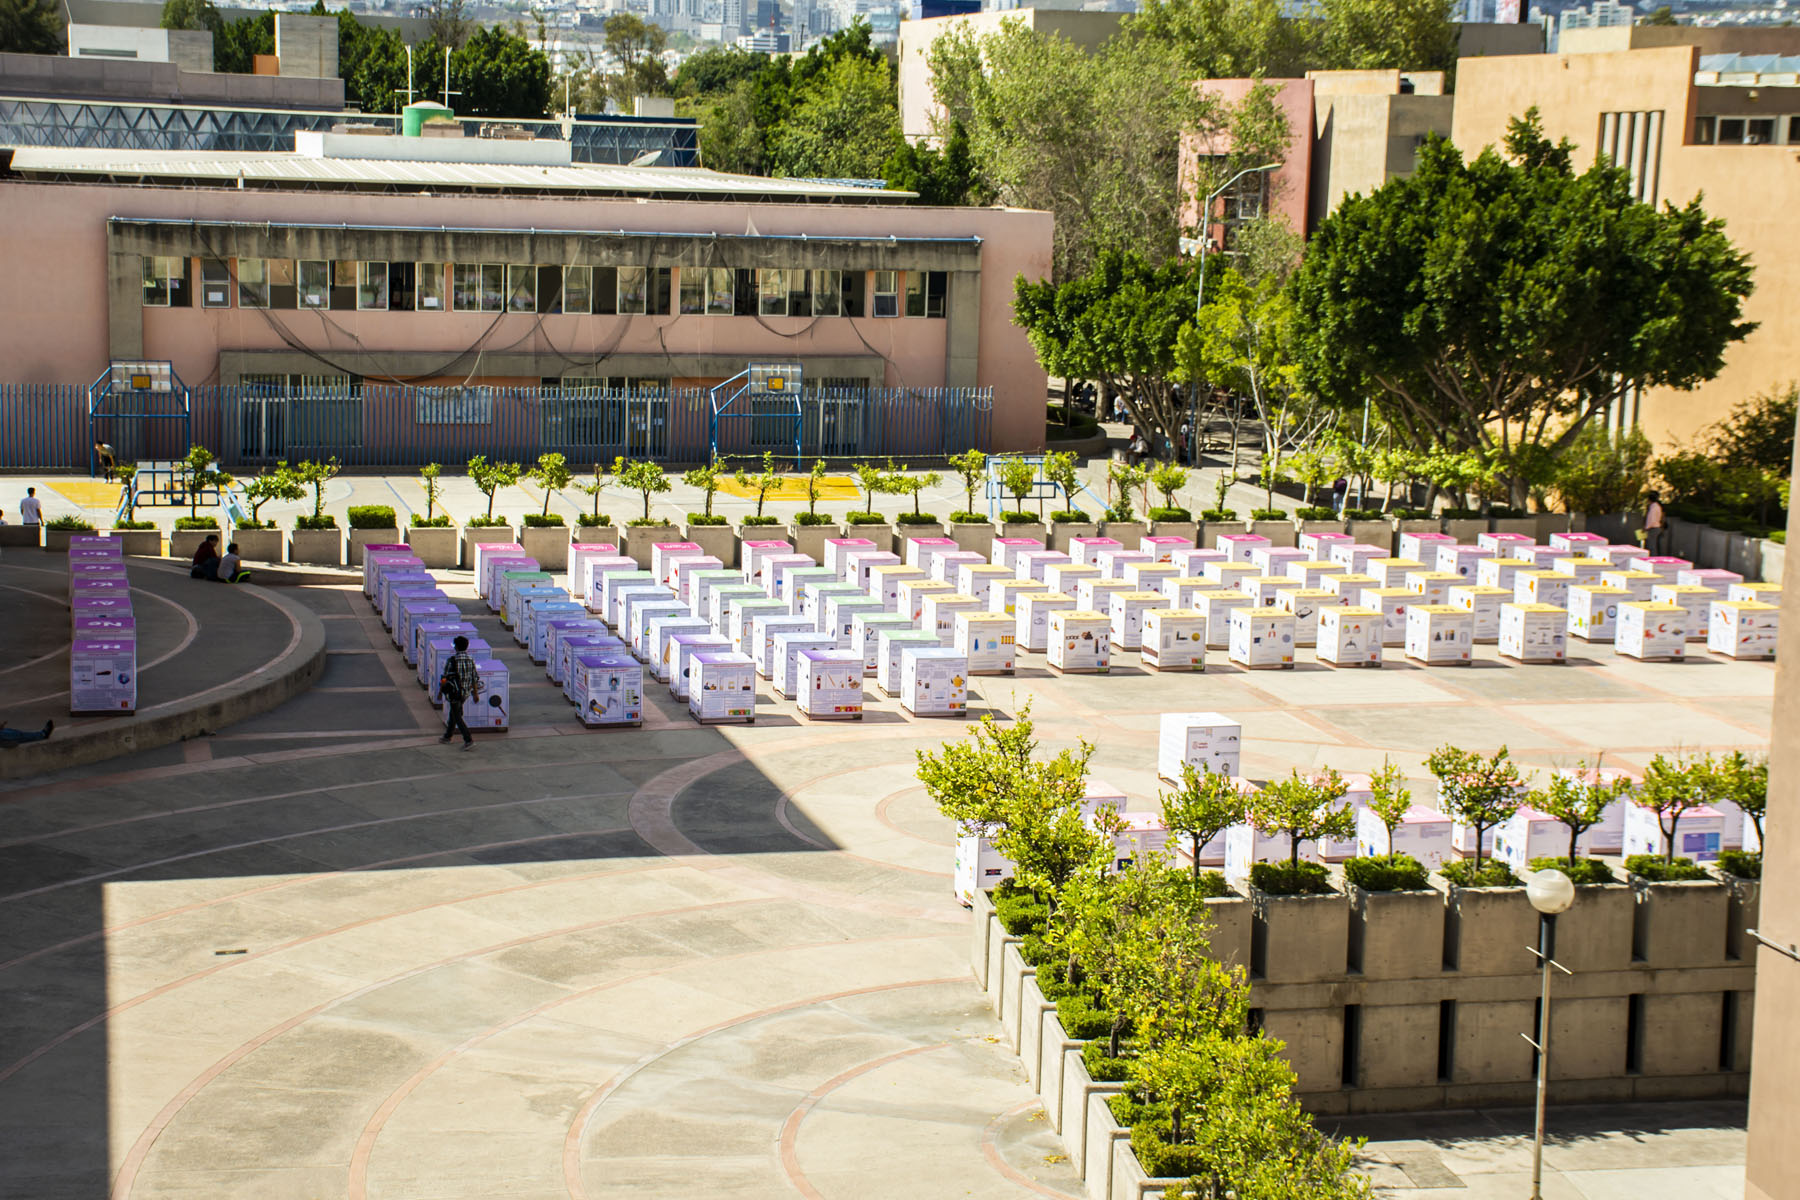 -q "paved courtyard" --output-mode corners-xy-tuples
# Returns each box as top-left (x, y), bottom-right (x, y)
(0, 557), (1771, 1197)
